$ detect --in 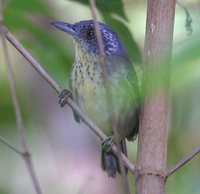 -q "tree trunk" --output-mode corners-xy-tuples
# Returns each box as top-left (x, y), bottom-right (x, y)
(136, 0), (176, 193)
